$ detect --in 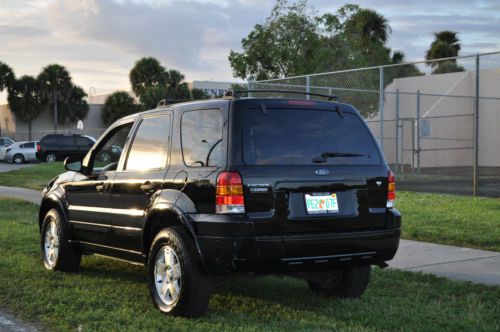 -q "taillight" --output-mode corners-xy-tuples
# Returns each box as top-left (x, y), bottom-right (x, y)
(387, 170), (396, 208)
(37, 143), (41, 152)
(216, 171), (245, 214)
